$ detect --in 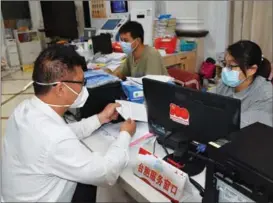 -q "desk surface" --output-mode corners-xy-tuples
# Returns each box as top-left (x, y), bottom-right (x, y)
(78, 50), (195, 60)
(83, 122), (205, 202)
